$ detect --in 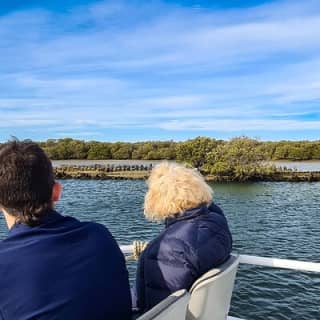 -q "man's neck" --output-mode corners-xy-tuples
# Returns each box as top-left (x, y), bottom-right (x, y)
(2, 210), (17, 229)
